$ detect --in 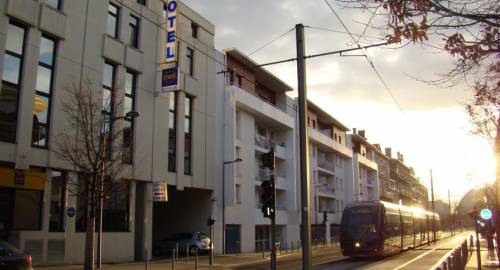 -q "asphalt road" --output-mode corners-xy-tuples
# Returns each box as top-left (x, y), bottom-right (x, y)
(234, 232), (472, 270)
